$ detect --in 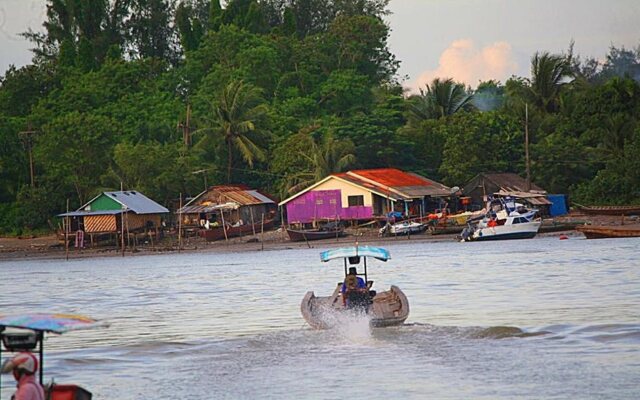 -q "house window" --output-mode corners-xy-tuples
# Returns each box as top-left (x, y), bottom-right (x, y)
(316, 199), (324, 205)
(348, 195), (364, 207)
